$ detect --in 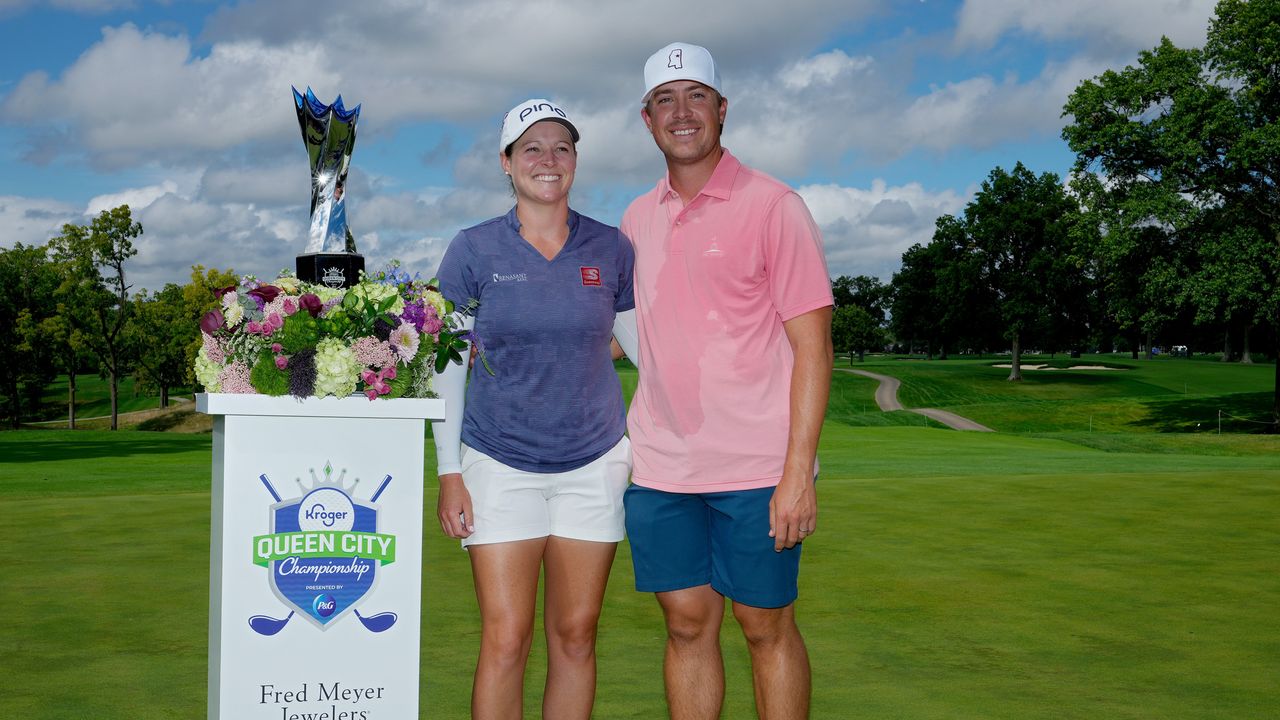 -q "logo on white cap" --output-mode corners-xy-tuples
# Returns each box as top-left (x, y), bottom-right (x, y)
(643, 42), (721, 103)
(499, 98), (580, 153)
